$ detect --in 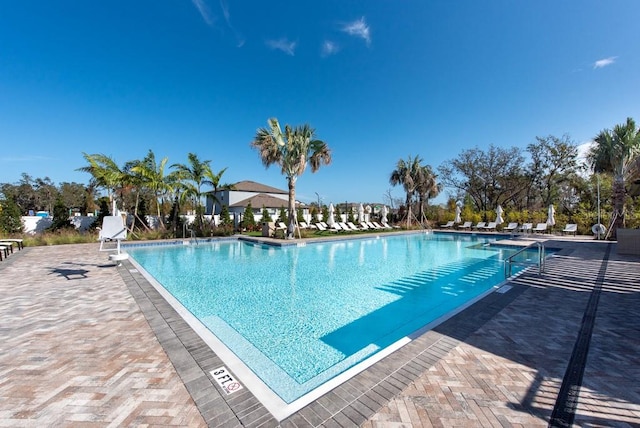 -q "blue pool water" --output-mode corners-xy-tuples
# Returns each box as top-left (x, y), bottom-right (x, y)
(127, 232), (539, 403)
